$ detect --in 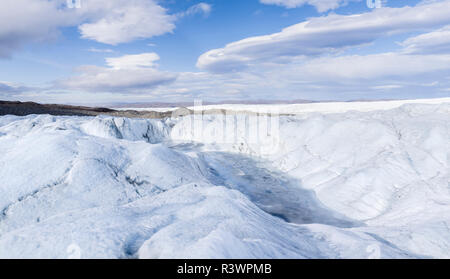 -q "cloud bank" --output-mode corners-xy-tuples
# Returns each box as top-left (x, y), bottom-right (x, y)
(197, 1), (450, 73)
(57, 53), (177, 93)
